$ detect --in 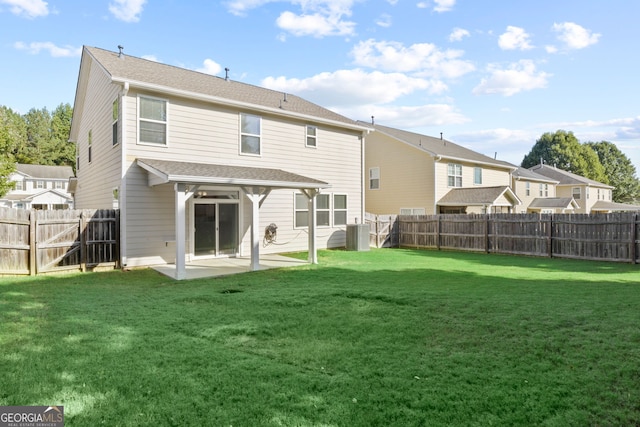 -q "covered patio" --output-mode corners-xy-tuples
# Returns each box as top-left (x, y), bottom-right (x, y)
(151, 253), (308, 280)
(137, 158), (329, 280)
